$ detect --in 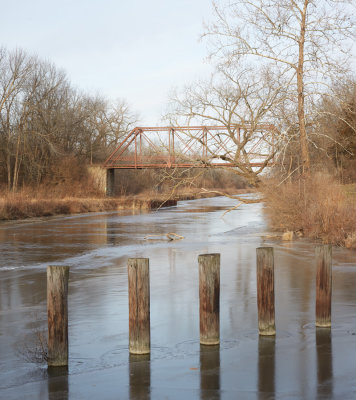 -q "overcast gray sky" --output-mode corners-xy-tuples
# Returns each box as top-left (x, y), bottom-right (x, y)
(0, 0), (214, 124)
